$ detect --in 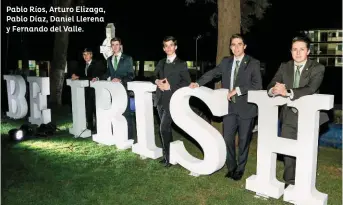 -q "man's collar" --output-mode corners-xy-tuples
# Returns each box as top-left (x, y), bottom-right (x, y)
(167, 54), (177, 62)
(86, 59), (92, 65)
(294, 59), (307, 67)
(234, 54), (245, 62)
(114, 52), (122, 57)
